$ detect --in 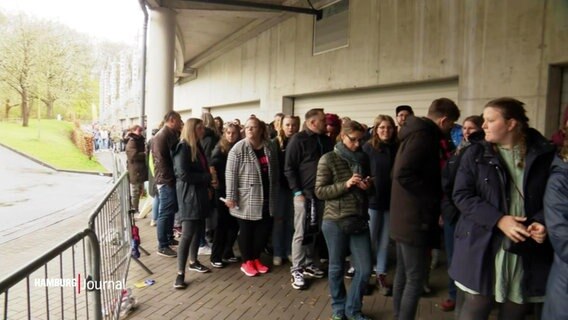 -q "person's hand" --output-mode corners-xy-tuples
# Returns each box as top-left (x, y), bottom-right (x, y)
(497, 215), (530, 243)
(225, 199), (237, 209)
(211, 178), (219, 189)
(527, 222), (547, 243)
(438, 215), (444, 227)
(356, 178), (371, 190)
(294, 194), (305, 203)
(345, 174), (362, 189)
